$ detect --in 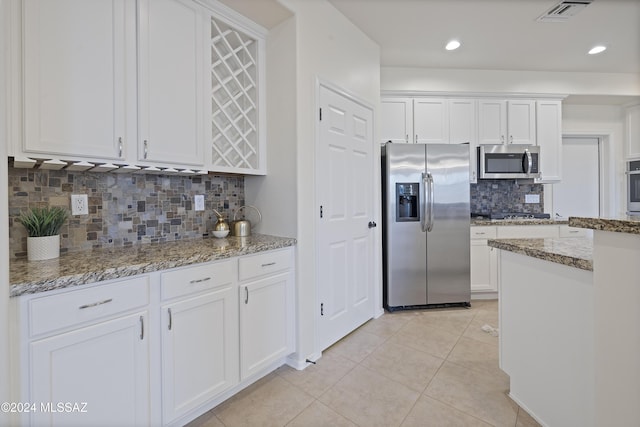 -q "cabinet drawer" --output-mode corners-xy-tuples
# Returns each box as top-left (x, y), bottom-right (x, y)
(239, 249), (292, 281)
(161, 260), (234, 301)
(29, 275), (149, 337)
(470, 226), (497, 239)
(559, 225), (592, 238)
(496, 225), (559, 239)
